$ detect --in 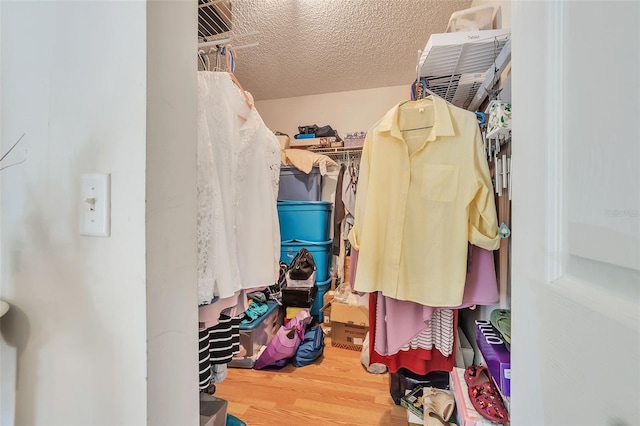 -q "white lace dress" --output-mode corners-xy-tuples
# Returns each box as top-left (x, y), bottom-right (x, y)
(197, 72), (281, 304)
